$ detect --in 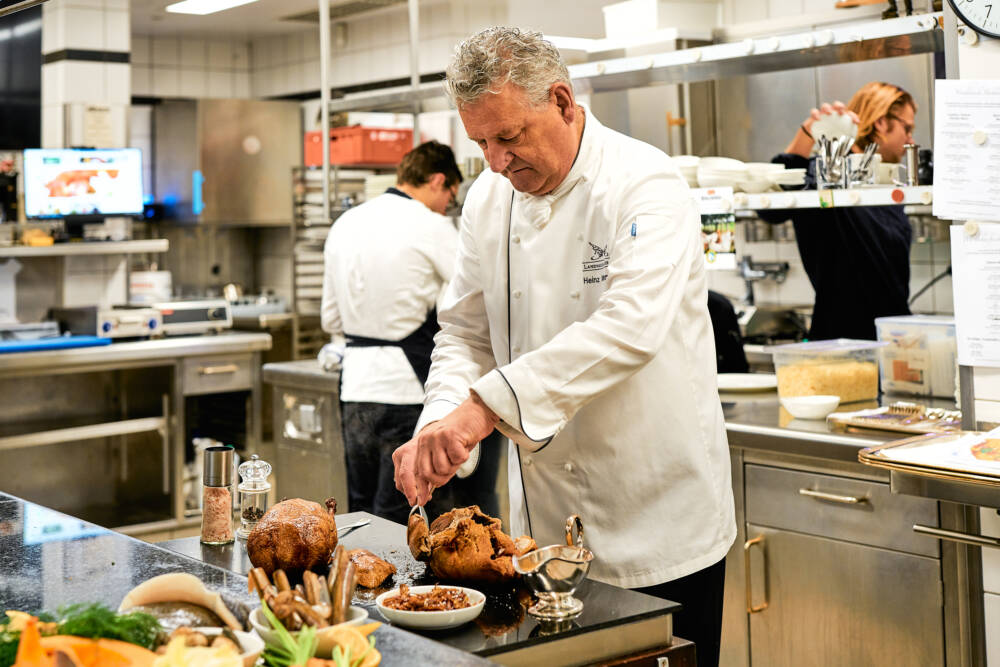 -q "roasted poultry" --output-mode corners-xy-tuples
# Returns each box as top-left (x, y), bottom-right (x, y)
(348, 549), (397, 588)
(247, 497), (338, 576)
(407, 506), (537, 583)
